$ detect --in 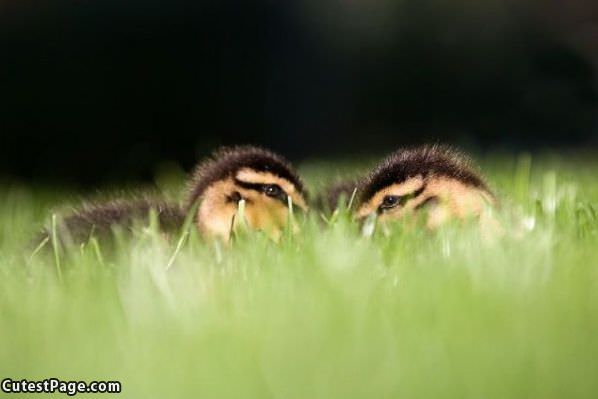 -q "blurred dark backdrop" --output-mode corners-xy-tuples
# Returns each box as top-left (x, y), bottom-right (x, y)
(1, 0), (597, 185)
